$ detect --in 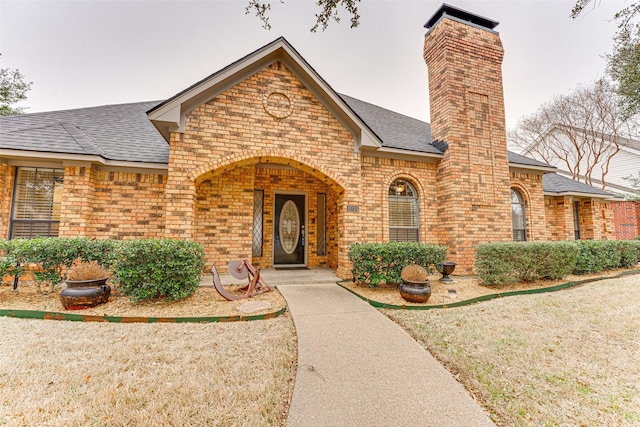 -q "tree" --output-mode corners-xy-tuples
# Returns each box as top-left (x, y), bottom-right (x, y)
(245, 0), (361, 32)
(571, 1), (640, 116)
(510, 79), (637, 189)
(0, 54), (32, 116)
(623, 172), (640, 201)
